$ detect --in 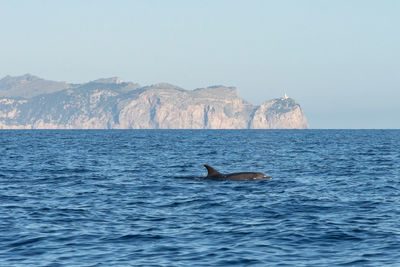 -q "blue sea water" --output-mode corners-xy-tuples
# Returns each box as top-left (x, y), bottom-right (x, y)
(0, 130), (399, 266)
